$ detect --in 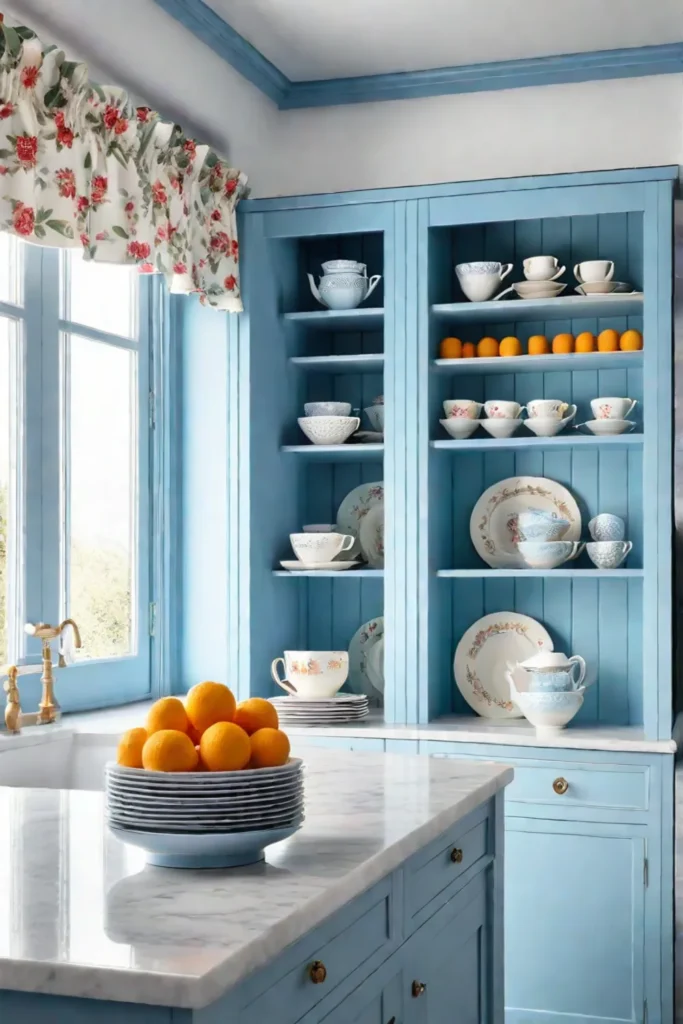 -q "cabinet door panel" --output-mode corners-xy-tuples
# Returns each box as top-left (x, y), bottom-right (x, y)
(506, 821), (645, 1024)
(316, 966), (402, 1024)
